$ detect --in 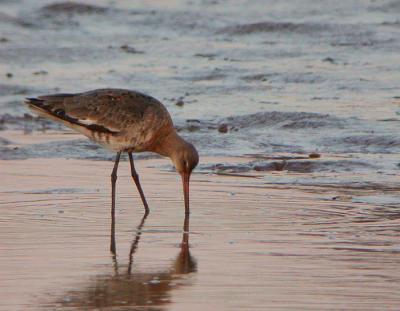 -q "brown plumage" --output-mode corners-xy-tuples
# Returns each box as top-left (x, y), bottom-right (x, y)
(26, 89), (175, 152)
(25, 89), (199, 242)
